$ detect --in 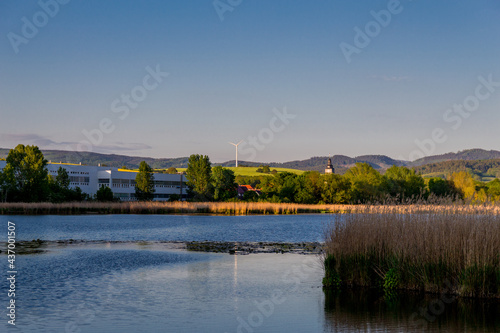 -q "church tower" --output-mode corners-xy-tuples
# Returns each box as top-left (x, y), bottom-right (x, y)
(325, 156), (334, 174)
